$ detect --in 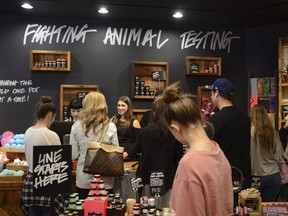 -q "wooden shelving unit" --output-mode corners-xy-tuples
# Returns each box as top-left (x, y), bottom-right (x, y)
(132, 61), (169, 99)
(30, 50), (71, 72)
(278, 37), (288, 129)
(185, 56), (221, 76)
(60, 84), (99, 121)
